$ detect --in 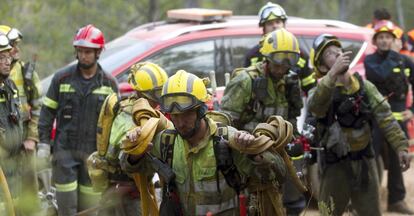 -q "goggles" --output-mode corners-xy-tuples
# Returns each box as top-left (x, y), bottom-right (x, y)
(140, 87), (162, 103)
(6, 28), (22, 42)
(160, 93), (201, 114)
(266, 52), (299, 67)
(313, 34), (339, 51)
(0, 34), (10, 48)
(260, 6), (287, 22)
